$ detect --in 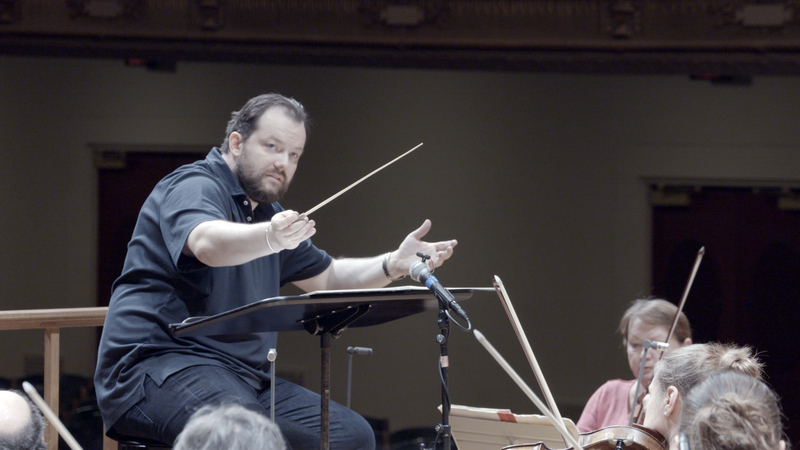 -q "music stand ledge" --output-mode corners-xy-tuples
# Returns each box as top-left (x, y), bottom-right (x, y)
(169, 286), (483, 450)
